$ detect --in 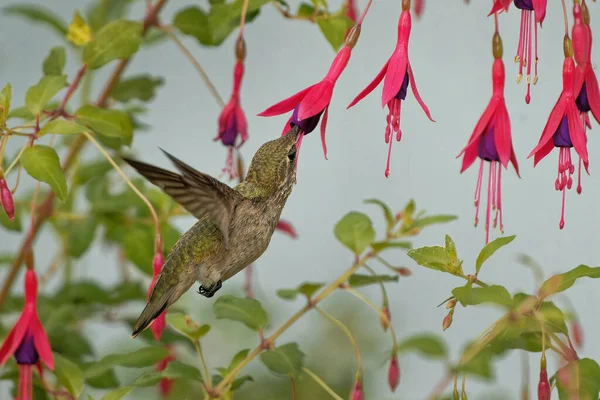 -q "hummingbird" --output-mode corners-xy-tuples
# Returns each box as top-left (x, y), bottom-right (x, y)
(123, 126), (301, 338)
